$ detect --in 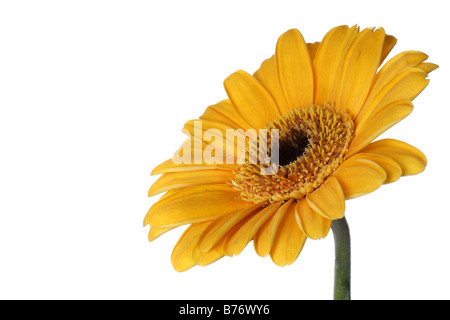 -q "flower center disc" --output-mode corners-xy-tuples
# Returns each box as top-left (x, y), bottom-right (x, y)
(232, 104), (354, 204)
